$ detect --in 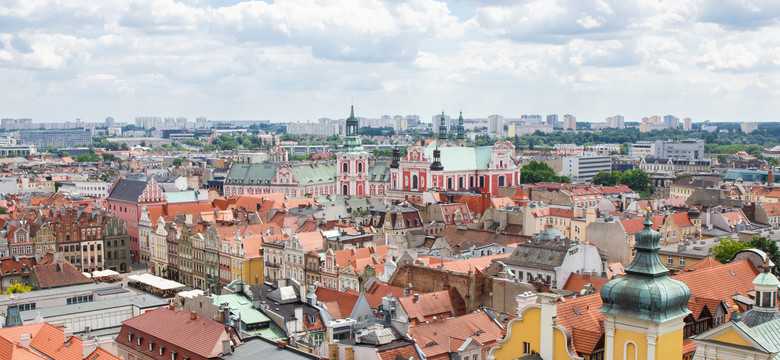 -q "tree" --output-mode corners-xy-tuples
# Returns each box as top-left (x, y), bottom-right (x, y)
(4, 281), (32, 294)
(675, 173), (692, 180)
(750, 236), (780, 276)
(712, 238), (751, 263)
(0, 206), (6, 215)
(74, 152), (101, 162)
(768, 157), (779, 167)
(172, 158), (183, 166)
(219, 141), (237, 151)
(619, 169), (652, 192)
(620, 142), (631, 155)
(102, 153), (120, 162)
(592, 170), (621, 186)
(60, 151), (70, 158)
(521, 161), (571, 184)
